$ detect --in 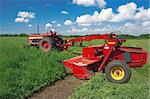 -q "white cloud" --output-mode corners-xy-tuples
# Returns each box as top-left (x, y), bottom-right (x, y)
(15, 11), (35, 23)
(61, 10), (69, 14)
(67, 26), (114, 35)
(75, 2), (150, 24)
(45, 23), (56, 32)
(45, 23), (52, 30)
(67, 22), (150, 35)
(64, 20), (73, 25)
(52, 20), (57, 23)
(112, 3), (150, 22)
(79, 23), (91, 26)
(73, 0), (95, 6)
(68, 2), (150, 35)
(97, 23), (102, 25)
(71, 27), (88, 33)
(76, 8), (114, 24)
(96, 0), (107, 8)
(45, 23), (52, 28)
(72, 0), (107, 8)
(124, 22), (134, 27)
(56, 24), (61, 27)
(17, 11), (35, 19)
(111, 2), (137, 22)
(119, 23), (136, 34)
(142, 21), (150, 27)
(15, 18), (29, 23)
(134, 7), (150, 21)
(51, 28), (55, 32)
(116, 22), (150, 35)
(28, 24), (32, 27)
